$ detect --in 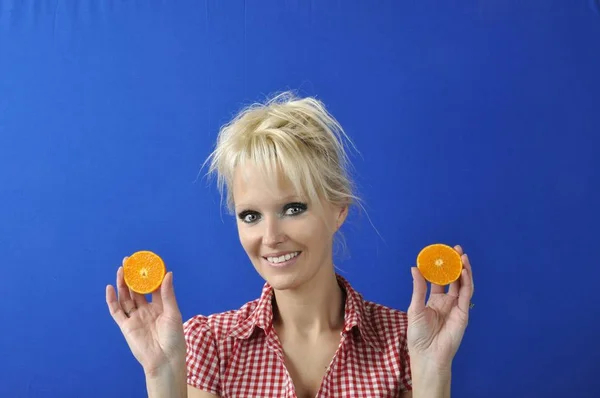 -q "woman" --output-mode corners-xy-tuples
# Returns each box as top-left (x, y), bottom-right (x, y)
(106, 92), (474, 398)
